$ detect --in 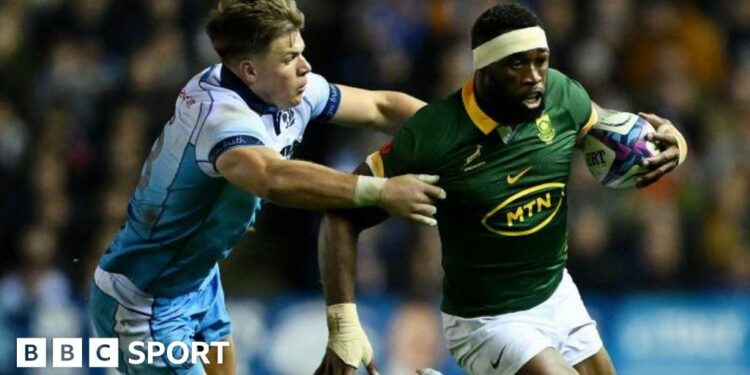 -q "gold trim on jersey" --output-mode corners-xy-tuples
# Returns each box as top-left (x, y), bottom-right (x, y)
(580, 103), (599, 134)
(481, 182), (565, 236)
(462, 78), (499, 135)
(366, 151), (385, 177)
